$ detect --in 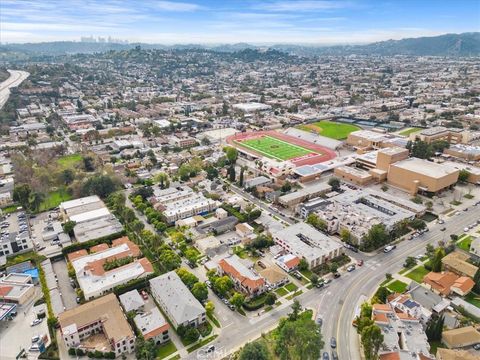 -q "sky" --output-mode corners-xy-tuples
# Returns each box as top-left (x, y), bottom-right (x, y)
(1, 0), (479, 44)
